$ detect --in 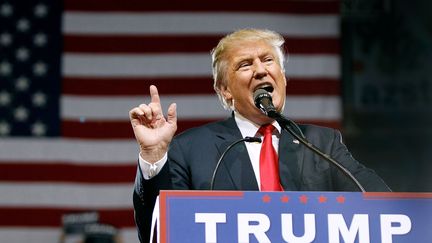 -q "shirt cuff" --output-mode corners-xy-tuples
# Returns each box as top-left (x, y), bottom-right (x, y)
(139, 152), (168, 179)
